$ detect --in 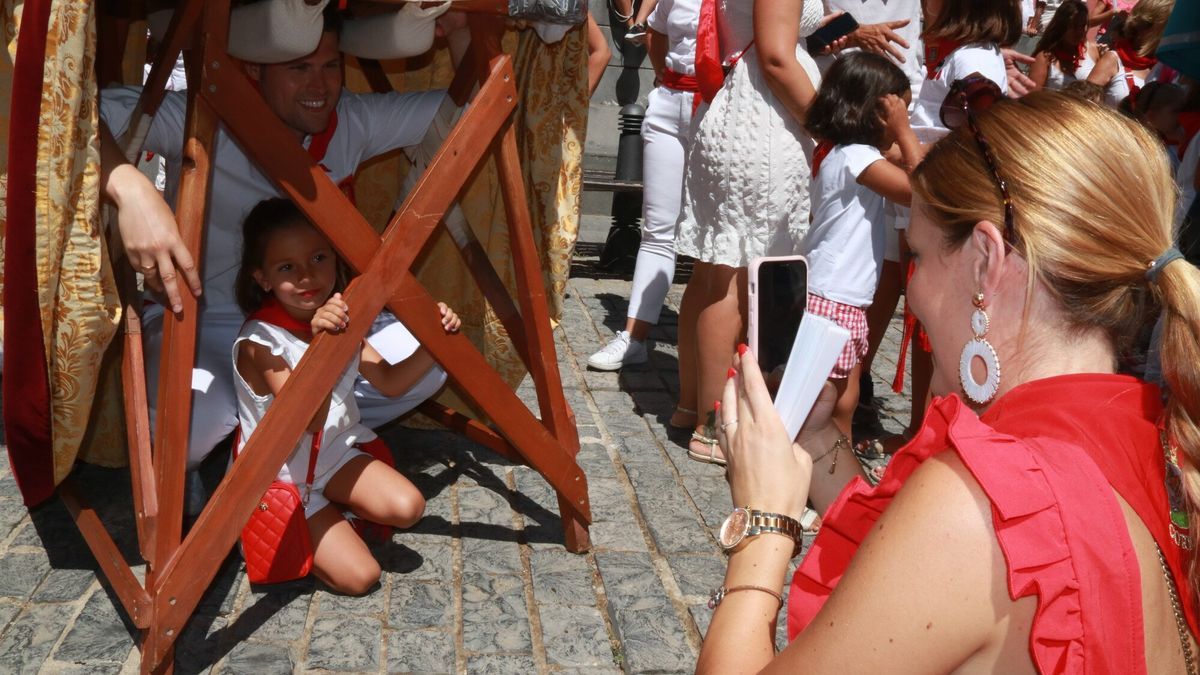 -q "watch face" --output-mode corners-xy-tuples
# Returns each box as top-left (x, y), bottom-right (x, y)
(719, 508), (750, 549)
